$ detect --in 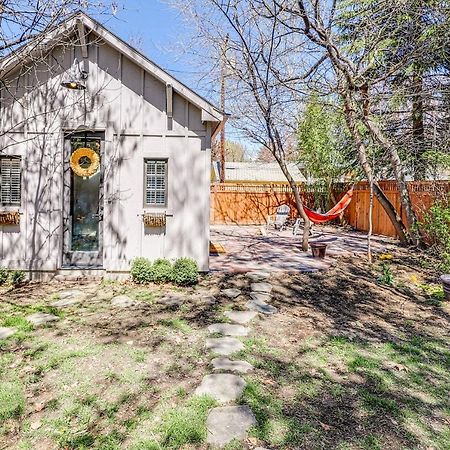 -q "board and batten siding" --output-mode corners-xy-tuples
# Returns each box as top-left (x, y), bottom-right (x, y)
(0, 32), (212, 273)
